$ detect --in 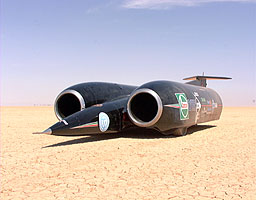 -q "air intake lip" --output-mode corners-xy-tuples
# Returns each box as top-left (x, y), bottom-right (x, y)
(127, 88), (163, 127)
(54, 89), (85, 121)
